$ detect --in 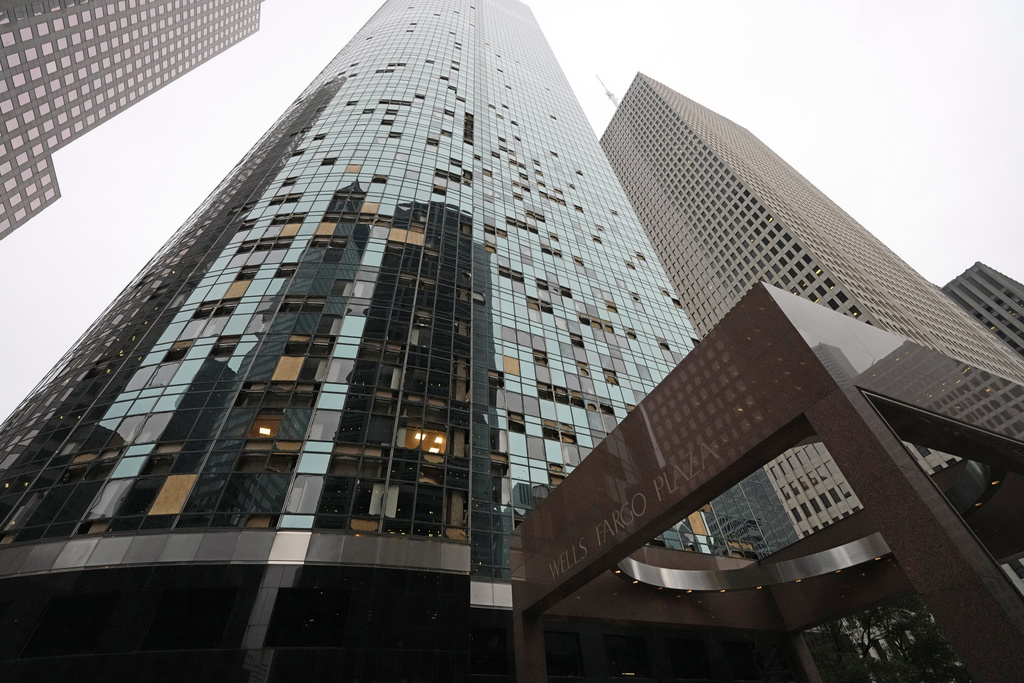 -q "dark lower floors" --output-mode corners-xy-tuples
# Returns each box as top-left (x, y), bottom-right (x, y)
(0, 562), (795, 681)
